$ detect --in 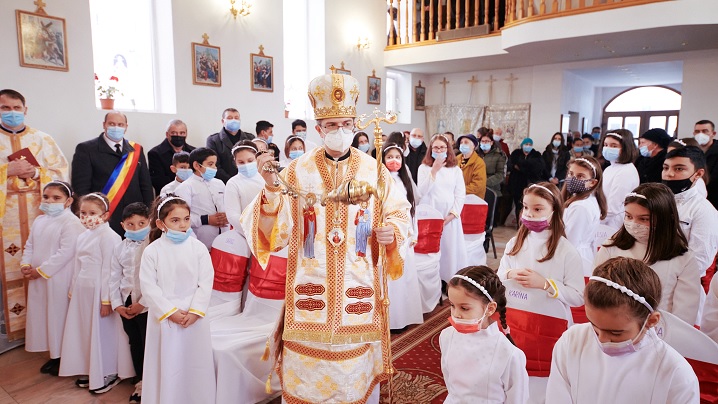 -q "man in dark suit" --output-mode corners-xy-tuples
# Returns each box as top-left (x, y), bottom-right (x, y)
(206, 108), (254, 183)
(147, 119), (195, 194)
(71, 111), (153, 236)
